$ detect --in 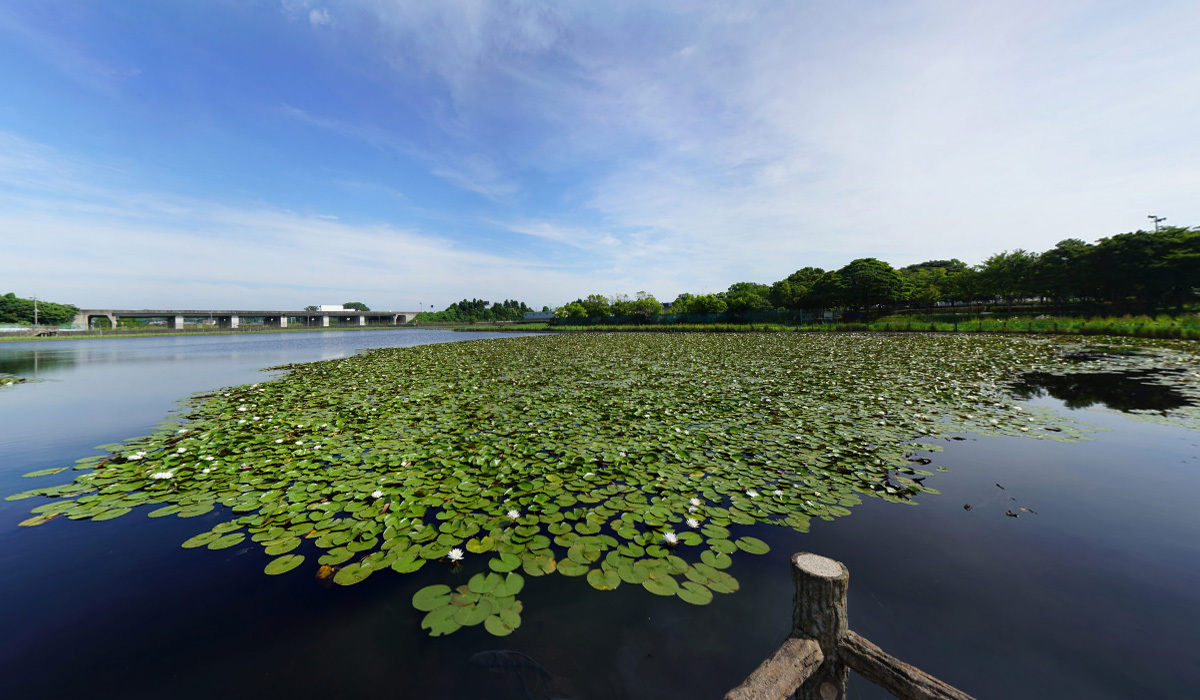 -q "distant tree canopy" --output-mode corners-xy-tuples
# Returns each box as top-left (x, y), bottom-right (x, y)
(303, 305), (319, 311)
(419, 299), (532, 323)
(544, 224), (1198, 319)
(342, 301), (370, 312)
(0, 293), (78, 325)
